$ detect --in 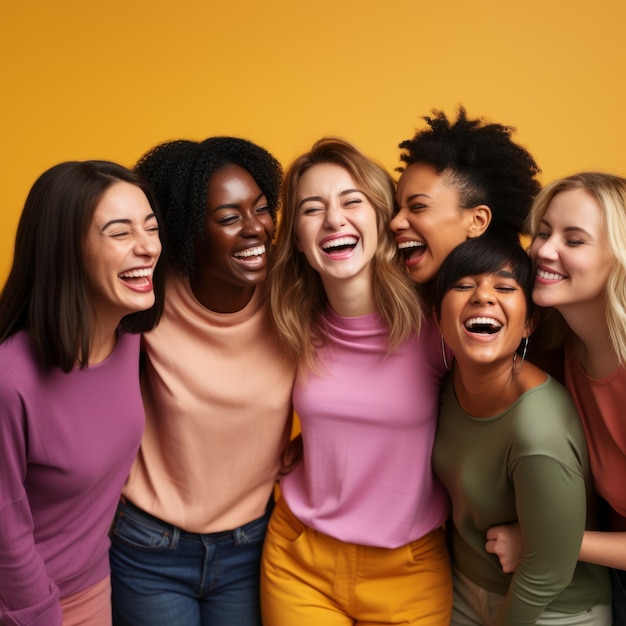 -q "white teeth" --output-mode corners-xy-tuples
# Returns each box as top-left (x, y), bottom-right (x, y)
(322, 236), (358, 251)
(234, 245), (266, 258)
(537, 268), (565, 281)
(398, 241), (425, 250)
(120, 268), (152, 278)
(465, 317), (502, 329)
